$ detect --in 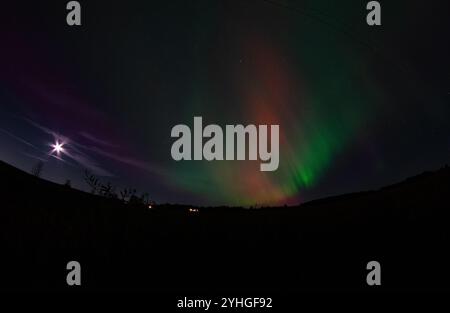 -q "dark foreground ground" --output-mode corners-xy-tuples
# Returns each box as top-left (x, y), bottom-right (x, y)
(1, 160), (450, 292)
